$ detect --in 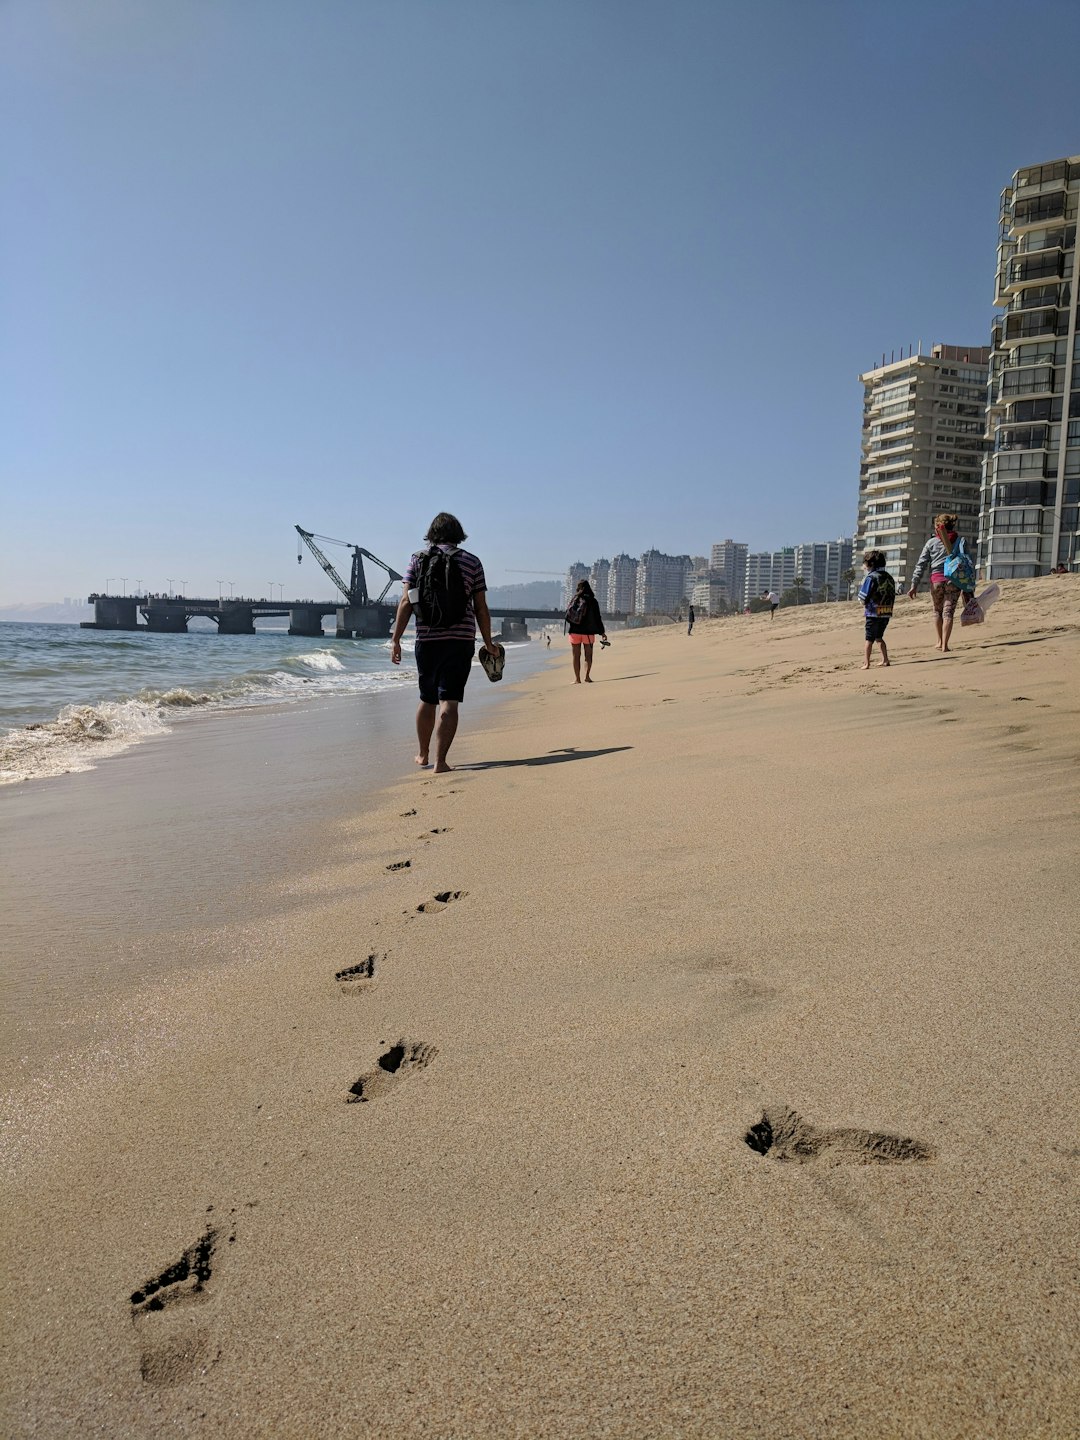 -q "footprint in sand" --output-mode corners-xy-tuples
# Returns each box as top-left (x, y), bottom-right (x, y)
(416, 890), (467, 914)
(347, 1038), (438, 1103)
(335, 954), (377, 987)
(130, 1213), (236, 1387)
(400, 808), (418, 817)
(743, 1106), (934, 1164)
(386, 859), (412, 872)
